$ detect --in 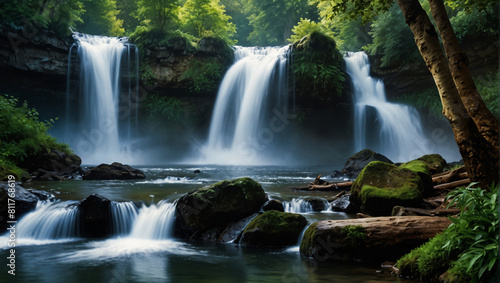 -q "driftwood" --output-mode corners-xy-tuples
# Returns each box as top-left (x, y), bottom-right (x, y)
(308, 181), (352, 191)
(392, 206), (461, 217)
(300, 216), (452, 262)
(434, 178), (470, 190)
